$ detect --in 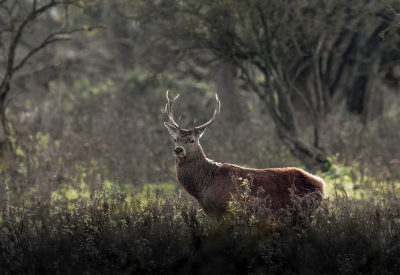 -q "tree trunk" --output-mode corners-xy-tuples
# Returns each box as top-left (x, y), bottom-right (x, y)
(213, 61), (243, 123)
(109, 1), (134, 72)
(270, 110), (331, 172)
(361, 58), (381, 124)
(279, 130), (331, 172)
(259, 83), (331, 172)
(0, 89), (13, 169)
(240, 62), (332, 172)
